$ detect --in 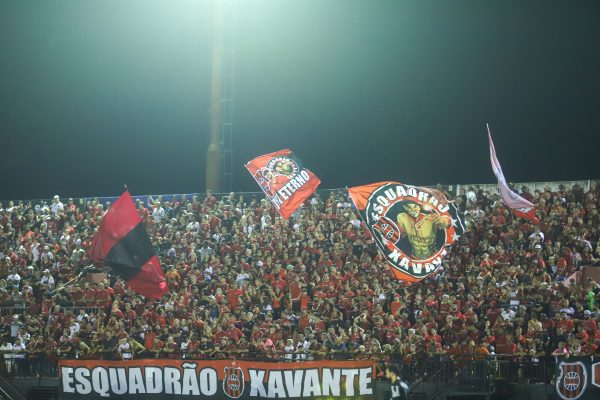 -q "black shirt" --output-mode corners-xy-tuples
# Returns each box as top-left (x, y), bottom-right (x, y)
(390, 378), (408, 400)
